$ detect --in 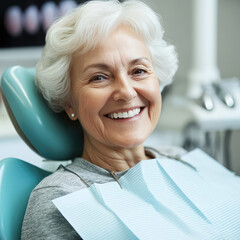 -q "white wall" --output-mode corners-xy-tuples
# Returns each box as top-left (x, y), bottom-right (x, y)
(143, 0), (240, 80)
